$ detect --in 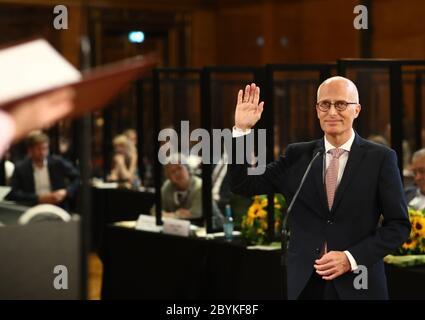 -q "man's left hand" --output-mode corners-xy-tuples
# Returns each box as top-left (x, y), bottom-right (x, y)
(176, 208), (191, 219)
(314, 251), (351, 280)
(52, 189), (67, 203)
